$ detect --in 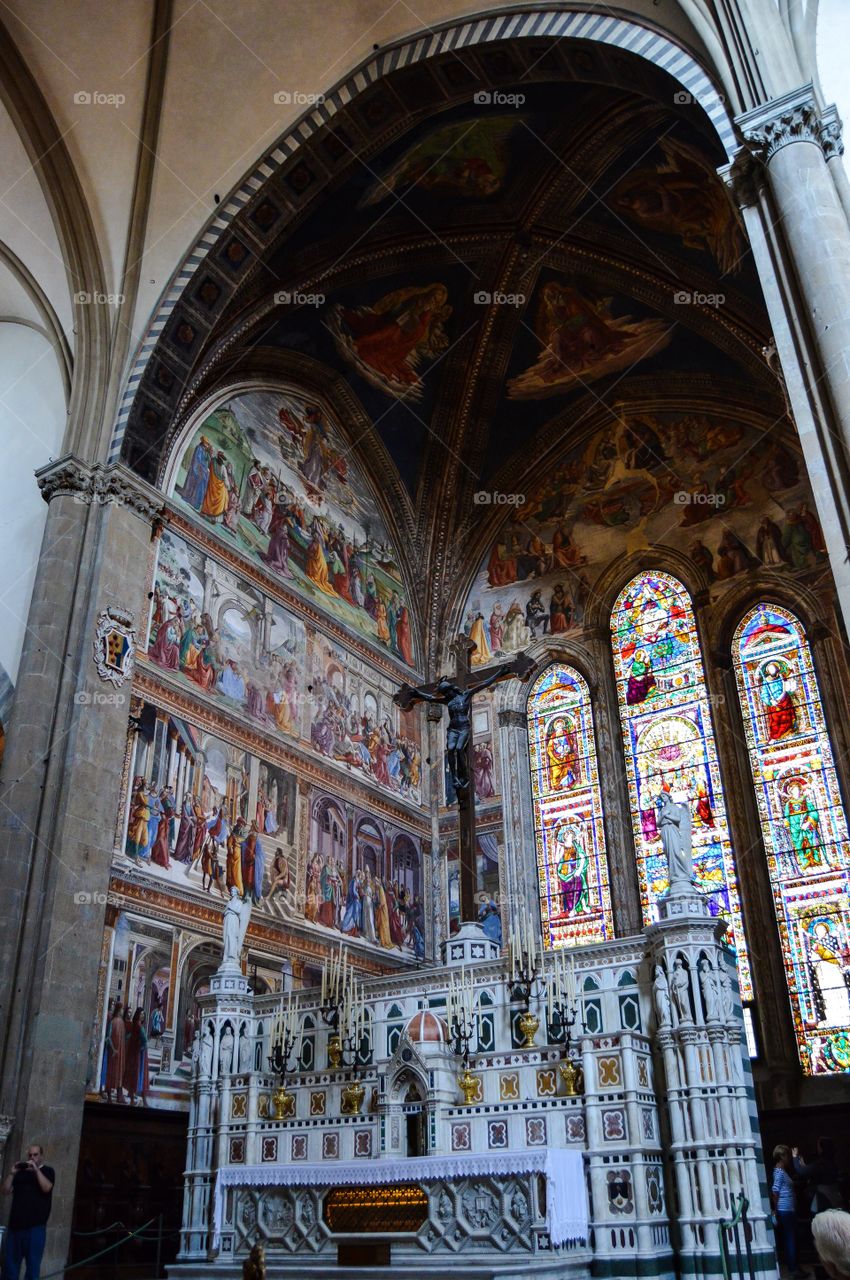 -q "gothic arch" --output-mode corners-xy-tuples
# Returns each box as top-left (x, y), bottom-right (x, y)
(582, 547), (712, 638)
(113, 8), (735, 465)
